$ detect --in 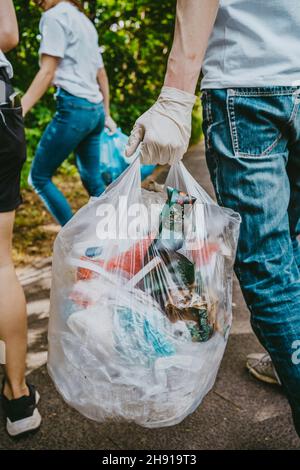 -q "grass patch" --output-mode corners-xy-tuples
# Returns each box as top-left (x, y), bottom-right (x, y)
(13, 173), (89, 267)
